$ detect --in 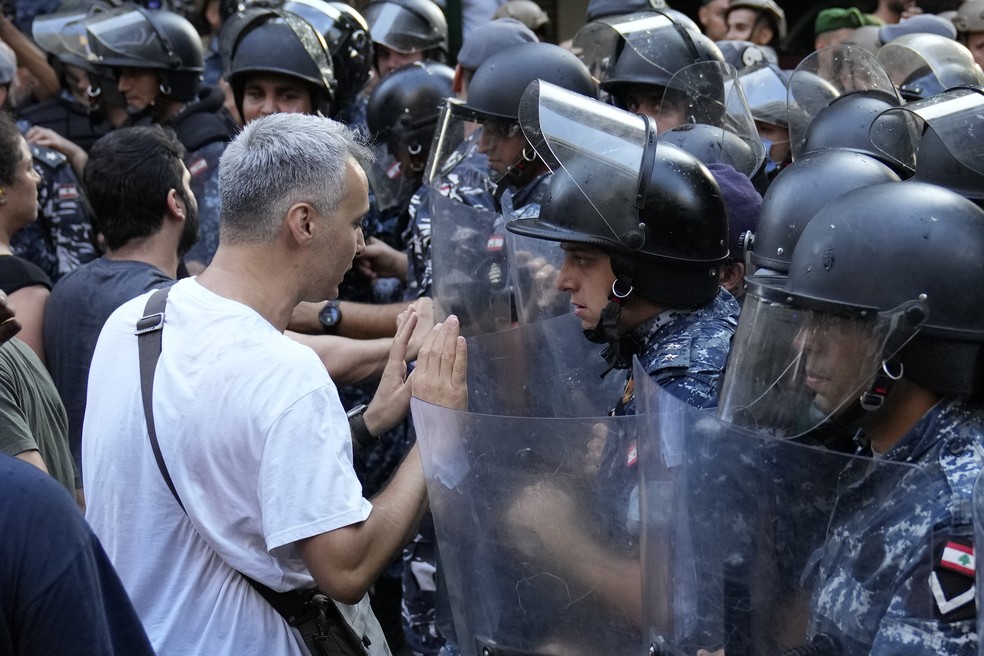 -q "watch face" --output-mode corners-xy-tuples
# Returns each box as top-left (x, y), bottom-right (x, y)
(319, 303), (342, 330)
